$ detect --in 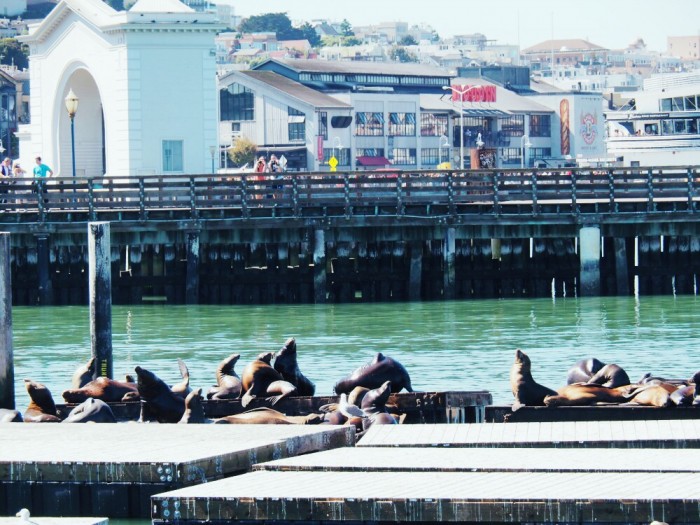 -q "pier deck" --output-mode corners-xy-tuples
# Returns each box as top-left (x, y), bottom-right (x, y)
(0, 518), (107, 525)
(0, 423), (353, 519)
(151, 420), (700, 524)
